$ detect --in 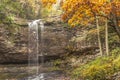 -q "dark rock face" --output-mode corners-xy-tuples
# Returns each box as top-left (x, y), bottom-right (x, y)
(0, 25), (28, 64)
(40, 23), (67, 56)
(0, 21), (68, 63)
